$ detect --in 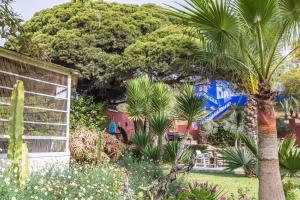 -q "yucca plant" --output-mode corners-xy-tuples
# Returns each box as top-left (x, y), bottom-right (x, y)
(168, 0), (300, 198)
(143, 84), (206, 199)
(126, 76), (151, 132)
(141, 145), (161, 162)
(132, 131), (150, 151)
(164, 141), (194, 163)
(149, 113), (172, 151)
